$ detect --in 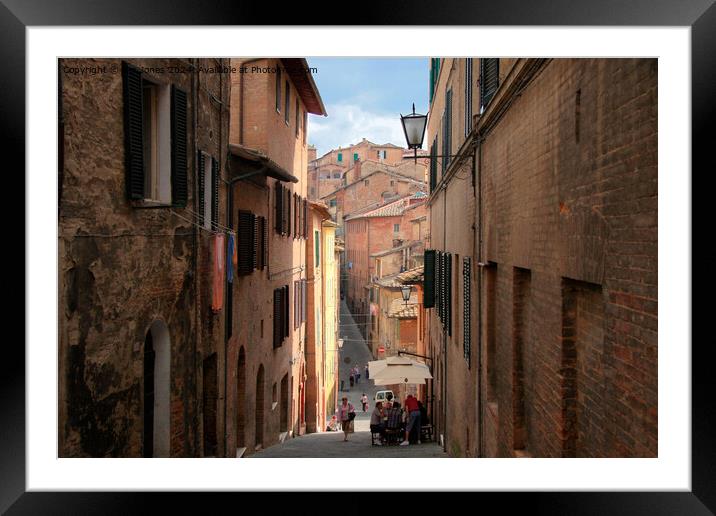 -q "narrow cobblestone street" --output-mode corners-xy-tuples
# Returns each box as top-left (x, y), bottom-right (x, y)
(251, 300), (446, 458)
